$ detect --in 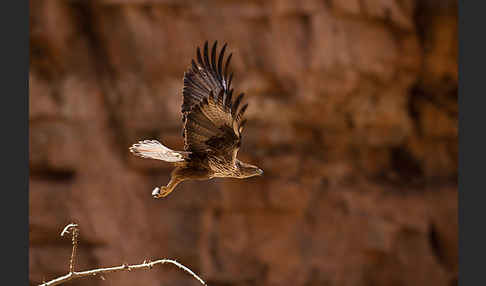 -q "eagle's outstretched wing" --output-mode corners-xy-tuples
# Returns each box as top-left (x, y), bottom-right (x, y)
(182, 41), (248, 161)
